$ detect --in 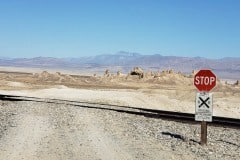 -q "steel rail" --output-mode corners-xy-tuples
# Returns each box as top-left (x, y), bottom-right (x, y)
(0, 94), (239, 128)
